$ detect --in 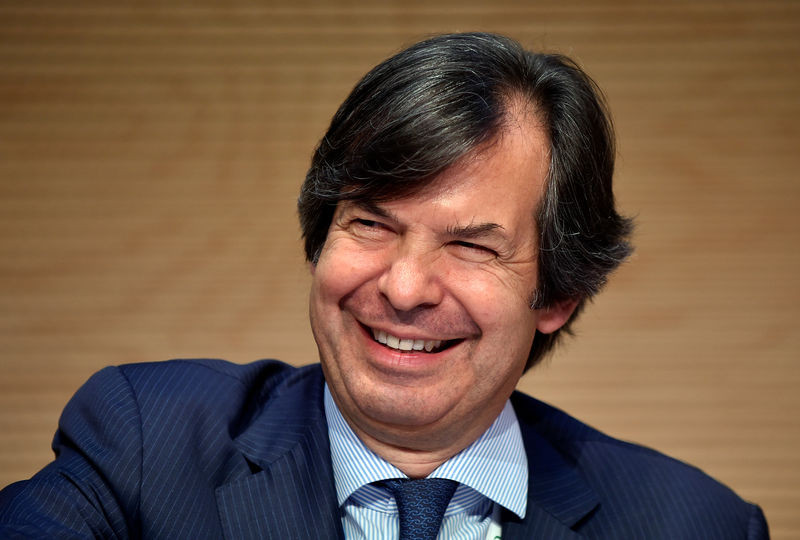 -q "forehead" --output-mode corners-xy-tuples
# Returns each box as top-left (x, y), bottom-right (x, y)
(420, 113), (549, 217)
